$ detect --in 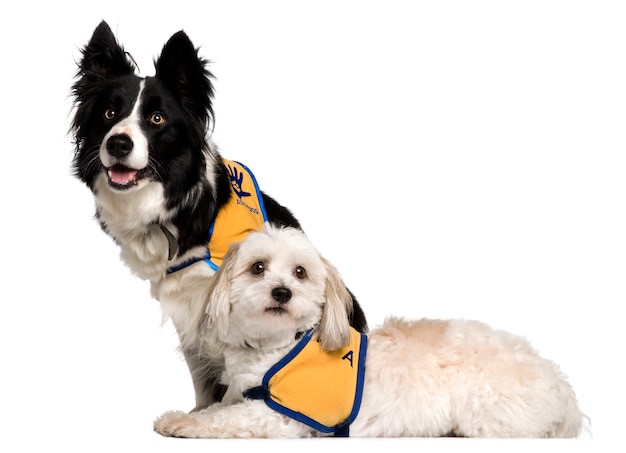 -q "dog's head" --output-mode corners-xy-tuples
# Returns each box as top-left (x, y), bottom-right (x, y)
(204, 225), (354, 351)
(70, 21), (214, 203)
